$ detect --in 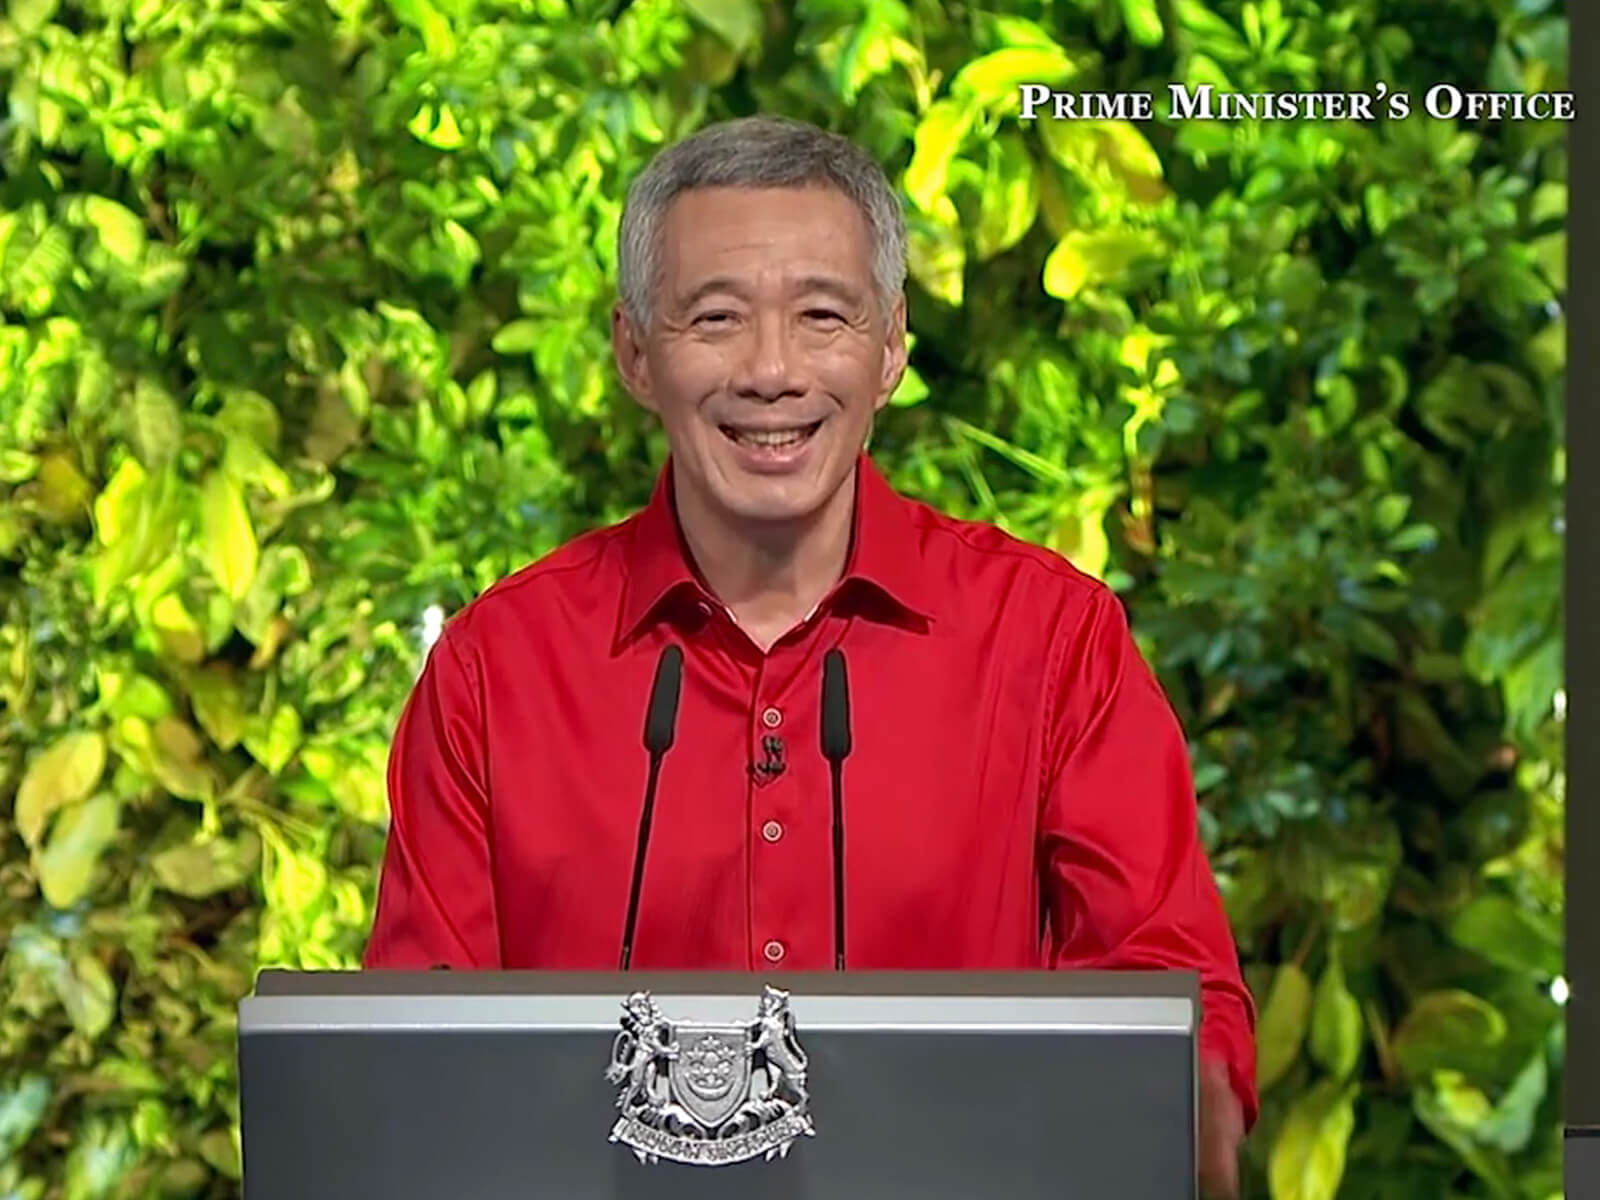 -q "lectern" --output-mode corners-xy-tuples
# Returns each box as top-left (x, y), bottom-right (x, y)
(238, 970), (1198, 1199)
